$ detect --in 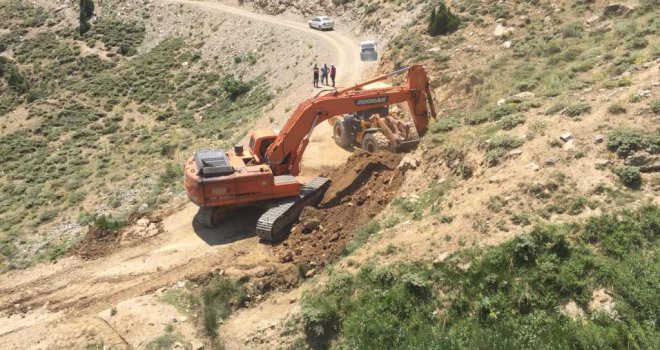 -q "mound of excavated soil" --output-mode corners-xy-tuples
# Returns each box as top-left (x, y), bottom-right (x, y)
(277, 151), (404, 266)
(74, 214), (163, 260)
